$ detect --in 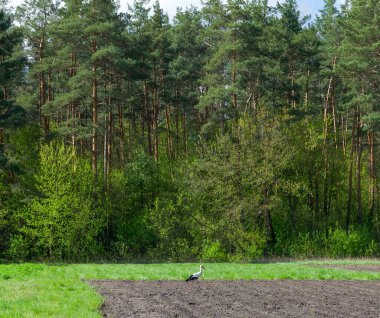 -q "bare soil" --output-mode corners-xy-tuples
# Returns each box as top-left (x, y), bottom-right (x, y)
(313, 264), (380, 272)
(89, 280), (380, 318)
